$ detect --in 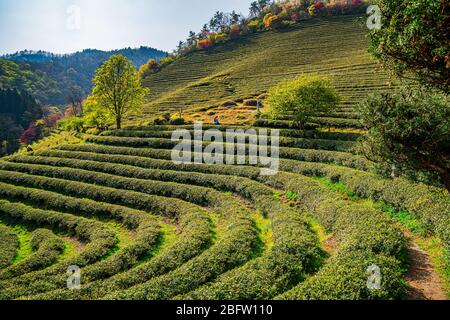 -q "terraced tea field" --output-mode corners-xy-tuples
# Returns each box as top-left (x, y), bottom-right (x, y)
(0, 119), (448, 300)
(0, 15), (448, 301)
(142, 15), (397, 119)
